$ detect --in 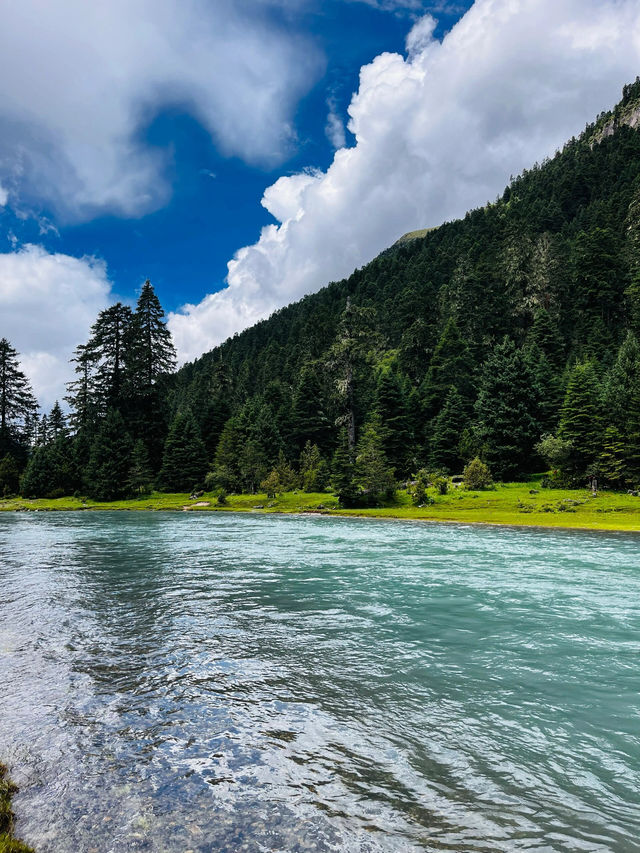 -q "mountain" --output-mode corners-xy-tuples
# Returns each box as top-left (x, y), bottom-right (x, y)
(165, 80), (640, 488)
